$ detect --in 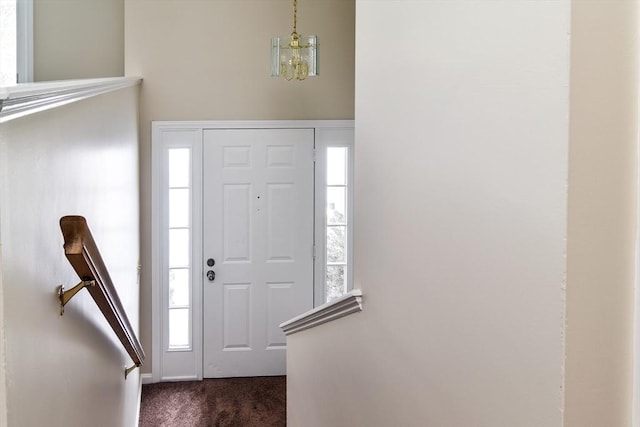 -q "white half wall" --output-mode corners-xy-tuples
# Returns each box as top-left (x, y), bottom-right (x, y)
(286, 1), (570, 425)
(0, 86), (141, 427)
